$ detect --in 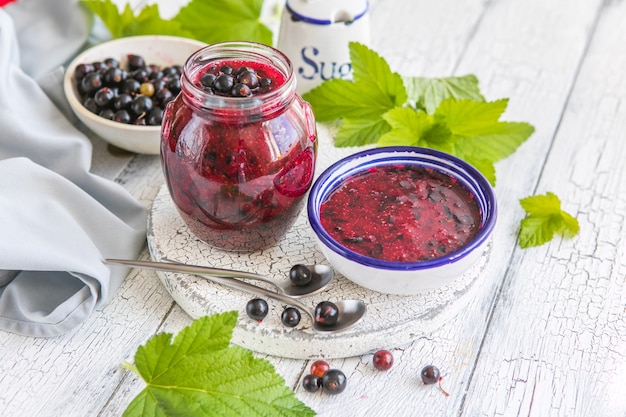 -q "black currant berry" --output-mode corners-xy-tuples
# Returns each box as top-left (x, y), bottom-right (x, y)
(231, 83), (252, 97)
(421, 365), (450, 396)
(113, 94), (132, 110)
(147, 108), (163, 125)
(80, 72), (102, 95)
(214, 74), (234, 93)
(120, 78), (141, 95)
(103, 57), (119, 68)
(102, 67), (125, 85)
(302, 374), (321, 393)
(127, 54), (146, 71)
(321, 369), (347, 395)
(289, 264), (312, 286)
(98, 108), (115, 120)
(74, 63), (94, 79)
(314, 301), (339, 326)
(93, 87), (115, 107)
(113, 110), (131, 124)
(420, 365), (440, 384)
(200, 73), (217, 88)
(82, 97), (99, 114)
(220, 65), (233, 75)
(237, 70), (259, 89)
(130, 95), (153, 115)
(245, 298), (269, 322)
(281, 307), (301, 327)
